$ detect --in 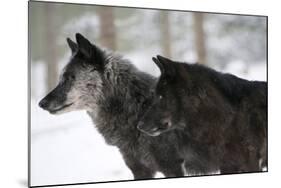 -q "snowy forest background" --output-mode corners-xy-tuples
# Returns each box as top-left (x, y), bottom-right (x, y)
(29, 1), (267, 186)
